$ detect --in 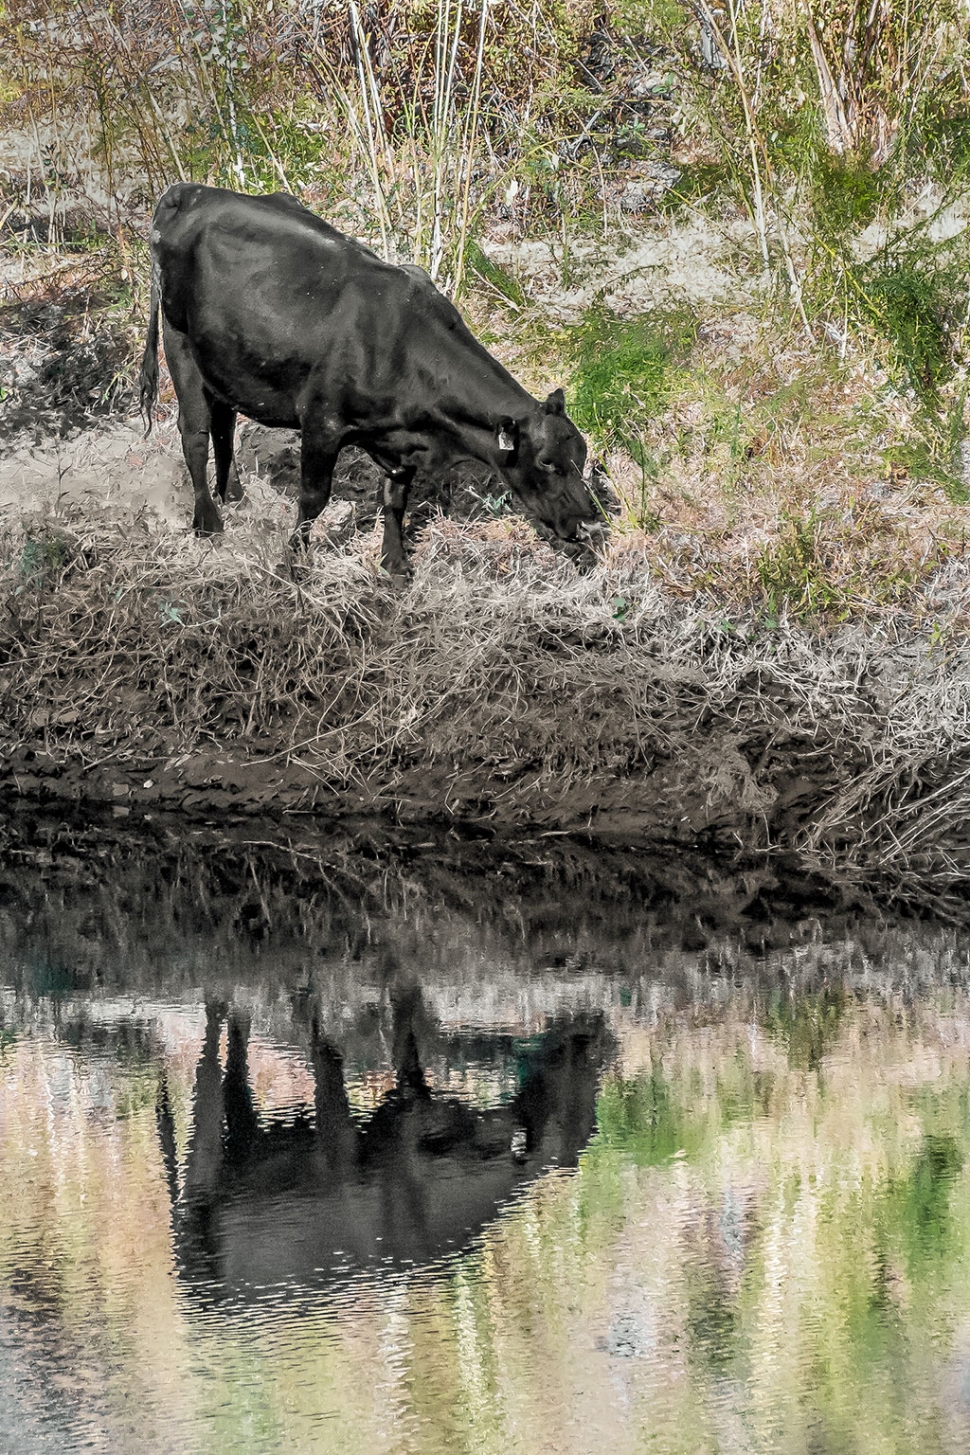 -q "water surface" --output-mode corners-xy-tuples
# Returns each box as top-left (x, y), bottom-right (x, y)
(2, 815), (970, 1453)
